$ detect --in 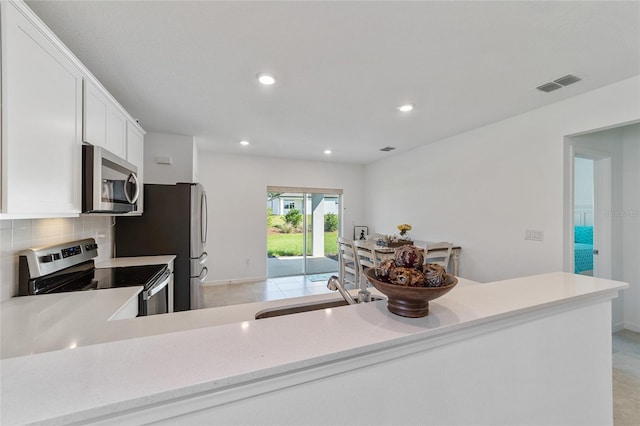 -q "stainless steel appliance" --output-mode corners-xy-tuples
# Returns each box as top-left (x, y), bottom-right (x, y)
(115, 183), (208, 311)
(82, 144), (141, 214)
(18, 238), (170, 316)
